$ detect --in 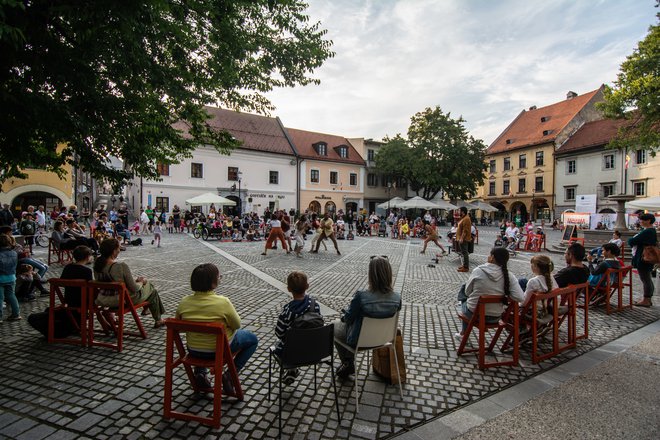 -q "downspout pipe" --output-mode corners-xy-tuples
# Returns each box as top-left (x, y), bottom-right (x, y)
(276, 117), (300, 213)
